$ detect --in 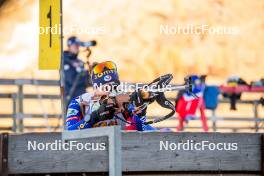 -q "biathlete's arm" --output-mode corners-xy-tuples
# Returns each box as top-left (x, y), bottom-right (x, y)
(66, 96), (95, 130)
(127, 104), (156, 131)
(67, 119), (93, 130)
(66, 91), (109, 130)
